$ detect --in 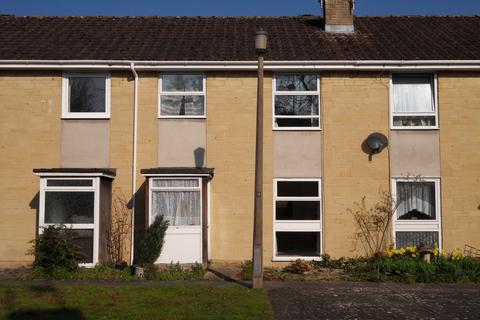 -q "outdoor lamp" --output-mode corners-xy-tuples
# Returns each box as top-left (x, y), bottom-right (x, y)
(255, 30), (268, 54)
